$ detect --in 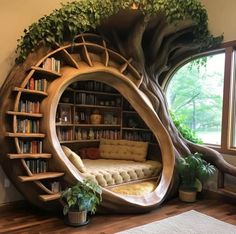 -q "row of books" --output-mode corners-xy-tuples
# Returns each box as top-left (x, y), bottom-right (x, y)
(75, 93), (98, 105)
(75, 93), (120, 107)
(56, 128), (73, 141)
(73, 81), (117, 93)
(18, 100), (40, 113)
(123, 131), (153, 142)
(25, 159), (47, 173)
(75, 129), (121, 140)
(19, 140), (43, 153)
(42, 57), (60, 73)
(26, 78), (47, 92)
(17, 119), (40, 133)
(43, 181), (61, 193)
